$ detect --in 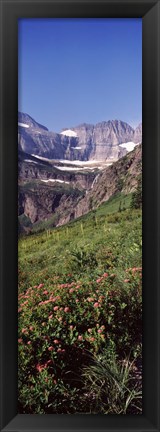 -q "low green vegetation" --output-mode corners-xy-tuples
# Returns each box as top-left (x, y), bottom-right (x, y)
(18, 192), (142, 414)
